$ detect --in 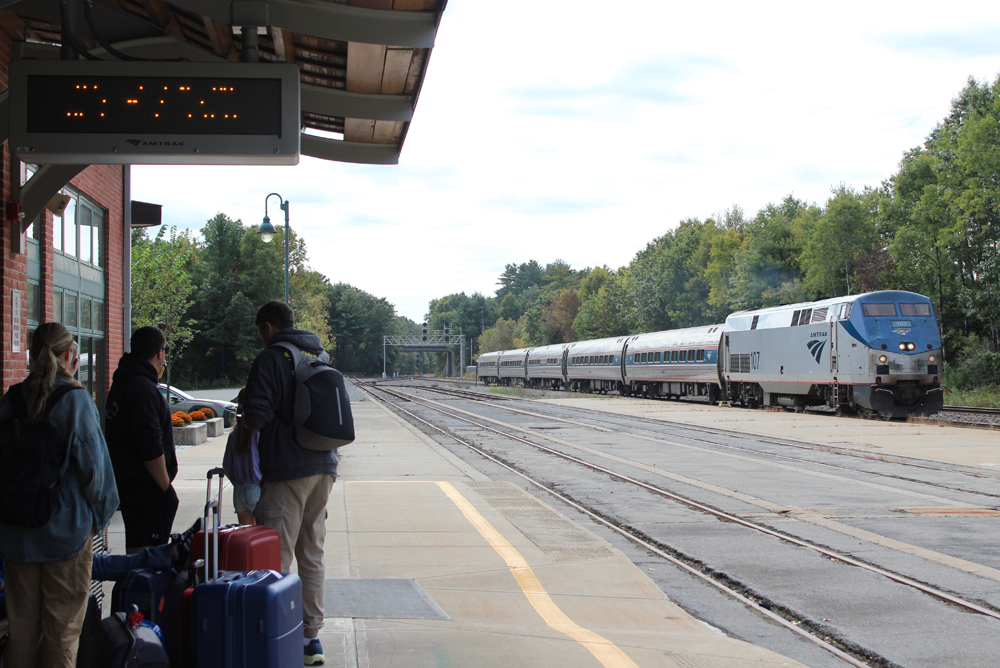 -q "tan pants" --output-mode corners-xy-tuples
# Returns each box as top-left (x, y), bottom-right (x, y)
(254, 474), (335, 638)
(5, 539), (93, 668)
